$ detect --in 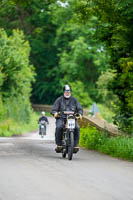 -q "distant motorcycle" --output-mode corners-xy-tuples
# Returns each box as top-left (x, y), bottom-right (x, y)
(55, 111), (80, 160)
(39, 120), (47, 138)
